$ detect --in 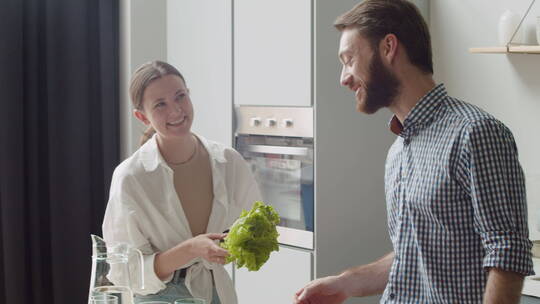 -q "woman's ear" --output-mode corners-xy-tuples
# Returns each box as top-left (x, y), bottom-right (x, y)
(133, 109), (150, 125)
